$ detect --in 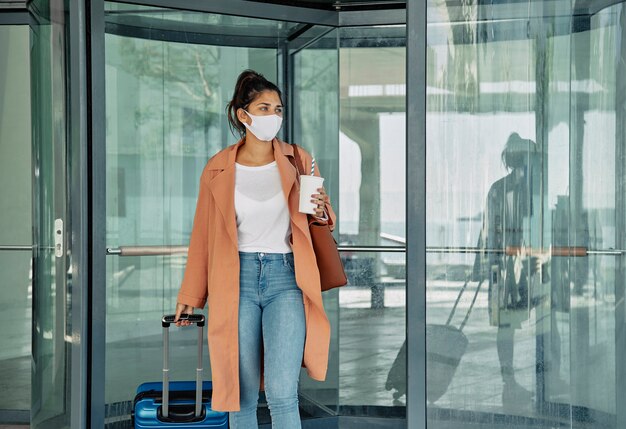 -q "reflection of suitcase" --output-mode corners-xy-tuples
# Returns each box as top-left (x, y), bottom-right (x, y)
(385, 279), (483, 403)
(427, 279), (483, 403)
(131, 314), (228, 428)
